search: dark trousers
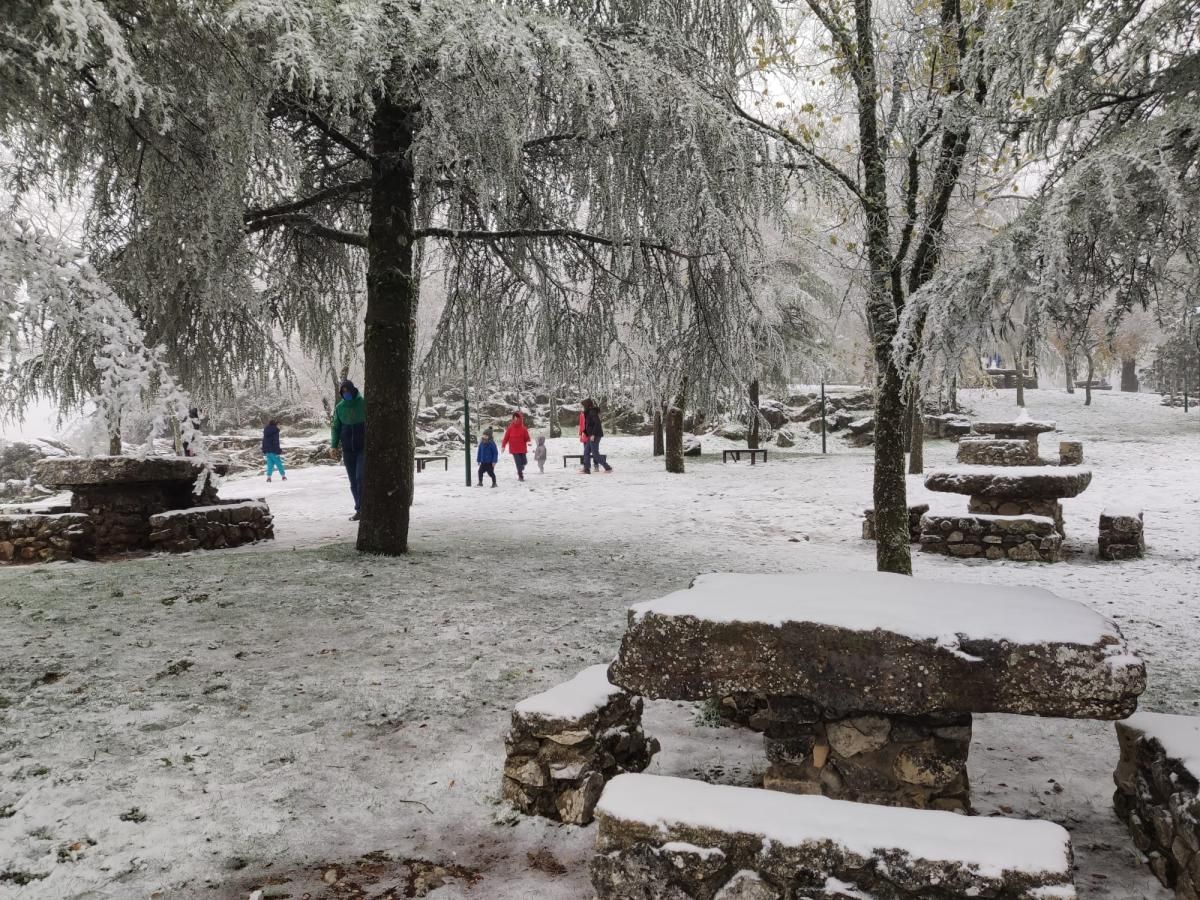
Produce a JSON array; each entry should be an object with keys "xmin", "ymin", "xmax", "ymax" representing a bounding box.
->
[
  {"xmin": 583, "ymin": 437, "xmax": 611, "ymax": 472},
  {"xmin": 343, "ymin": 448, "xmax": 364, "ymax": 510},
  {"xmin": 478, "ymin": 463, "xmax": 496, "ymax": 485},
  {"xmin": 513, "ymin": 452, "xmax": 527, "ymax": 477}
]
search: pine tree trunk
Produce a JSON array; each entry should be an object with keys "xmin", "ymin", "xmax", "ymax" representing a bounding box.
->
[
  {"xmin": 853, "ymin": 0, "xmax": 910, "ymax": 575},
  {"xmin": 1084, "ymin": 355, "xmax": 1095, "ymax": 406},
  {"xmin": 907, "ymin": 385, "xmax": 924, "ymax": 474},
  {"xmin": 1120, "ymin": 358, "xmax": 1138, "ymax": 392},
  {"xmin": 109, "ymin": 431, "xmax": 122, "ymax": 456},
  {"xmin": 357, "ymin": 97, "xmax": 418, "ymax": 556},
  {"xmin": 949, "ymin": 375, "xmax": 958, "ymax": 412},
  {"xmin": 665, "ymin": 380, "xmax": 687, "ymax": 474},
  {"xmin": 652, "ymin": 401, "xmax": 664, "ymax": 456},
  {"xmin": 747, "ymin": 379, "xmax": 760, "ymax": 449},
  {"xmin": 1065, "ymin": 354, "xmax": 1075, "ymax": 393},
  {"xmin": 1015, "ymin": 346, "xmax": 1026, "ymax": 407}
]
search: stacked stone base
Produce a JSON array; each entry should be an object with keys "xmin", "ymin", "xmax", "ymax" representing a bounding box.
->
[
  {"xmin": 968, "ymin": 494, "xmax": 1064, "ymax": 535},
  {"xmin": 1115, "ymin": 714, "xmax": 1200, "ymax": 897},
  {"xmin": 148, "ymin": 501, "xmax": 274, "ymax": 553},
  {"xmin": 503, "ymin": 683, "xmax": 659, "ymax": 825},
  {"xmin": 0, "ymin": 513, "xmax": 93, "ymax": 564},
  {"xmin": 957, "ymin": 437, "xmax": 1036, "ymax": 466},
  {"xmin": 760, "ymin": 697, "xmax": 971, "ymax": 812},
  {"xmin": 592, "ymin": 775, "xmax": 1077, "ymax": 900},
  {"xmin": 1100, "ymin": 509, "xmax": 1145, "ymax": 560},
  {"xmin": 919, "ymin": 513, "xmax": 1063, "ymax": 562},
  {"xmin": 1059, "ymin": 441, "xmax": 1084, "ymax": 465},
  {"xmin": 861, "ymin": 503, "xmax": 929, "ymax": 543}
]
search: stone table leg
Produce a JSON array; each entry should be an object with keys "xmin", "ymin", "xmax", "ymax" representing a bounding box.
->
[
  {"xmin": 760, "ymin": 697, "xmax": 972, "ymax": 812},
  {"xmin": 969, "ymin": 494, "xmax": 1065, "ymax": 536}
]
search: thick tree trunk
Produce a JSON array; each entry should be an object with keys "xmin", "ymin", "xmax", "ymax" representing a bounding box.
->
[
  {"xmin": 1084, "ymin": 355, "xmax": 1095, "ymax": 406},
  {"xmin": 747, "ymin": 379, "xmax": 760, "ymax": 449},
  {"xmin": 665, "ymin": 381, "xmax": 687, "ymax": 474},
  {"xmin": 652, "ymin": 401, "xmax": 664, "ymax": 456},
  {"xmin": 853, "ymin": 0, "xmax": 910, "ymax": 575},
  {"xmin": 948, "ymin": 375, "xmax": 958, "ymax": 412},
  {"xmin": 1065, "ymin": 354, "xmax": 1075, "ymax": 394},
  {"xmin": 907, "ymin": 384, "xmax": 924, "ymax": 474},
  {"xmin": 357, "ymin": 97, "xmax": 418, "ymax": 556},
  {"xmin": 1015, "ymin": 345, "xmax": 1026, "ymax": 408},
  {"xmin": 1121, "ymin": 358, "xmax": 1138, "ymax": 392}
]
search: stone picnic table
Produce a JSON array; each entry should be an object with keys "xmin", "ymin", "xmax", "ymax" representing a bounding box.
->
[
  {"xmin": 609, "ymin": 571, "xmax": 1144, "ymax": 811},
  {"xmin": 924, "ymin": 465, "xmax": 1092, "ymax": 535}
]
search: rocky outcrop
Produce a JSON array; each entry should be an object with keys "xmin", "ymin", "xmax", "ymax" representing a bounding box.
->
[
  {"xmin": 503, "ymin": 665, "xmax": 659, "ymax": 825},
  {"xmin": 919, "ymin": 513, "xmax": 1063, "ymax": 562},
  {"xmin": 1114, "ymin": 712, "xmax": 1200, "ymax": 898},
  {"xmin": 609, "ymin": 572, "xmax": 1145, "ymax": 719},
  {"xmin": 0, "ymin": 513, "xmax": 93, "ymax": 564},
  {"xmin": 147, "ymin": 501, "xmax": 274, "ymax": 553},
  {"xmin": 592, "ymin": 774, "xmax": 1078, "ymax": 900},
  {"xmin": 1100, "ymin": 508, "xmax": 1145, "ymax": 560}
]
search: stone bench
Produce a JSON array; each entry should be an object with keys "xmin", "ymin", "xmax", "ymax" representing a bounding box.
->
[
  {"xmin": 592, "ymin": 774, "xmax": 1078, "ymax": 899},
  {"xmin": 147, "ymin": 500, "xmax": 274, "ymax": 553},
  {"xmin": 503, "ymin": 665, "xmax": 659, "ymax": 825},
  {"xmin": 1100, "ymin": 507, "xmax": 1145, "ymax": 560},
  {"xmin": 919, "ymin": 513, "xmax": 1063, "ymax": 562},
  {"xmin": 957, "ymin": 436, "xmax": 1036, "ymax": 466},
  {"xmin": 0, "ymin": 513, "xmax": 93, "ymax": 564},
  {"xmin": 861, "ymin": 503, "xmax": 928, "ymax": 543},
  {"xmin": 1114, "ymin": 712, "xmax": 1200, "ymax": 896},
  {"xmin": 609, "ymin": 572, "xmax": 1144, "ymax": 810}
]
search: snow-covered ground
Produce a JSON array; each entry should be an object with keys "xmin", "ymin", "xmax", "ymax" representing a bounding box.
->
[{"xmin": 0, "ymin": 388, "xmax": 1197, "ymax": 899}]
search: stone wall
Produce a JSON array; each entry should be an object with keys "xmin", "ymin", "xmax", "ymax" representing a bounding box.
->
[
  {"xmin": 503, "ymin": 672, "xmax": 659, "ymax": 825},
  {"xmin": 592, "ymin": 775, "xmax": 1078, "ymax": 900},
  {"xmin": 968, "ymin": 494, "xmax": 1064, "ymax": 535},
  {"xmin": 957, "ymin": 437, "xmax": 1036, "ymax": 466},
  {"xmin": 147, "ymin": 501, "xmax": 274, "ymax": 553},
  {"xmin": 0, "ymin": 513, "xmax": 93, "ymax": 564},
  {"xmin": 862, "ymin": 503, "xmax": 928, "ymax": 543},
  {"xmin": 1114, "ymin": 713, "xmax": 1200, "ymax": 898},
  {"xmin": 1059, "ymin": 441, "xmax": 1084, "ymax": 465},
  {"xmin": 919, "ymin": 513, "xmax": 1063, "ymax": 562},
  {"xmin": 761, "ymin": 697, "xmax": 971, "ymax": 812},
  {"xmin": 1100, "ymin": 509, "xmax": 1145, "ymax": 560}
]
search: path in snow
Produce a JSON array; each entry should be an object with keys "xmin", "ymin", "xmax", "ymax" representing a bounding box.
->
[{"xmin": 0, "ymin": 388, "xmax": 1196, "ymax": 899}]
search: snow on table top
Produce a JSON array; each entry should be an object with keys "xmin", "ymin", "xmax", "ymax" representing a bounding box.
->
[
  {"xmin": 515, "ymin": 664, "xmax": 622, "ymax": 720},
  {"xmin": 629, "ymin": 572, "xmax": 1118, "ymax": 647},
  {"xmin": 1123, "ymin": 711, "xmax": 1200, "ymax": 777},
  {"xmin": 1102, "ymin": 503, "xmax": 1144, "ymax": 518},
  {"xmin": 597, "ymin": 774, "xmax": 1072, "ymax": 878},
  {"xmin": 153, "ymin": 500, "xmax": 268, "ymax": 519}
]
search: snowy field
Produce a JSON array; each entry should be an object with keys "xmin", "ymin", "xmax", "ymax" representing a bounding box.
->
[{"xmin": 1, "ymin": 388, "xmax": 1197, "ymax": 899}]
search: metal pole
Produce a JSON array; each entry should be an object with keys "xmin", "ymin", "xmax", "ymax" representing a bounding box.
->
[
  {"xmin": 462, "ymin": 314, "xmax": 472, "ymax": 486},
  {"xmin": 820, "ymin": 380, "xmax": 827, "ymax": 454}
]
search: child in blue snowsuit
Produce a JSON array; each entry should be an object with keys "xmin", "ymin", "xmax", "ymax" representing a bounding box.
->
[
  {"xmin": 477, "ymin": 429, "xmax": 498, "ymax": 487},
  {"xmin": 262, "ymin": 420, "xmax": 286, "ymax": 482}
]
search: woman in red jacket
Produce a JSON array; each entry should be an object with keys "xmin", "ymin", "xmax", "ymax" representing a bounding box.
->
[{"xmin": 501, "ymin": 411, "xmax": 532, "ymax": 481}]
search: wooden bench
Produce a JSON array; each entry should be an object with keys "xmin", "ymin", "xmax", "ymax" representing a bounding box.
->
[
  {"xmin": 563, "ymin": 454, "xmax": 584, "ymax": 468},
  {"xmin": 592, "ymin": 774, "xmax": 1077, "ymax": 899},
  {"xmin": 415, "ymin": 455, "xmax": 448, "ymax": 472},
  {"xmin": 722, "ymin": 448, "xmax": 767, "ymax": 464}
]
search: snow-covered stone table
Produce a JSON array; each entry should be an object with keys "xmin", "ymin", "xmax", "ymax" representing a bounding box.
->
[
  {"xmin": 591, "ymin": 774, "xmax": 1078, "ymax": 899},
  {"xmin": 609, "ymin": 572, "xmax": 1145, "ymax": 811},
  {"xmin": 503, "ymin": 665, "xmax": 659, "ymax": 825},
  {"xmin": 1114, "ymin": 712, "xmax": 1200, "ymax": 897},
  {"xmin": 970, "ymin": 416, "xmax": 1057, "ymax": 462}
]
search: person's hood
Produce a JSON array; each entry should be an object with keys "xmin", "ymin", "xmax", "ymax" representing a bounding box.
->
[
  {"xmin": 536, "ymin": 436, "xmax": 546, "ymax": 446},
  {"xmin": 339, "ymin": 380, "xmax": 360, "ymax": 398},
  {"xmin": 511, "ymin": 412, "xmax": 525, "ymax": 426}
]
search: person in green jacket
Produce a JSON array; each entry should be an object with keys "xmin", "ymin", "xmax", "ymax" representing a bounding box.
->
[{"xmin": 330, "ymin": 380, "xmax": 366, "ymax": 520}]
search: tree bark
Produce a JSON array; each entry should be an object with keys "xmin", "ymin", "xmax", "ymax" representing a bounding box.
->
[
  {"xmin": 853, "ymin": 0, "xmax": 910, "ymax": 575},
  {"xmin": 907, "ymin": 384, "xmax": 924, "ymax": 474},
  {"xmin": 357, "ymin": 96, "xmax": 418, "ymax": 556},
  {"xmin": 1015, "ymin": 344, "xmax": 1026, "ymax": 408},
  {"xmin": 652, "ymin": 401, "xmax": 664, "ymax": 456},
  {"xmin": 665, "ymin": 380, "xmax": 687, "ymax": 474},
  {"xmin": 109, "ymin": 430, "xmax": 122, "ymax": 456},
  {"xmin": 1084, "ymin": 354, "xmax": 1095, "ymax": 406},
  {"xmin": 548, "ymin": 395, "xmax": 561, "ymax": 438},
  {"xmin": 747, "ymin": 379, "xmax": 760, "ymax": 449},
  {"xmin": 1120, "ymin": 358, "xmax": 1138, "ymax": 392},
  {"xmin": 1065, "ymin": 353, "xmax": 1075, "ymax": 393}
]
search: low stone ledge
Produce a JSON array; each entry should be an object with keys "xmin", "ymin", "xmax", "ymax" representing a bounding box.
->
[
  {"xmin": 591, "ymin": 774, "xmax": 1078, "ymax": 899},
  {"xmin": 0, "ymin": 513, "xmax": 93, "ymax": 564},
  {"xmin": 503, "ymin": 665, "xmax": 659, "ymax": 825},
  {"xmin": 1100, "ymin": 508, "xmax": 1145, "ymax": 561},
  {"xmin": 919, "ymin": 513, "xmax": 1063, "ymax": 562},
  {"xmin": 1114, "ymin": 712, "xmax": 1200, "ymax": 897},
  {"xmin": 147, "ymin": 500, "xmax": 274, "ymax": 553},
  {"xmin": 861, "ymin": 503, "xmax": 928, "ymax": 543},
  {"xmin": 957, "ymin": 437, "xmax": 1036, "ymax": 466}
]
